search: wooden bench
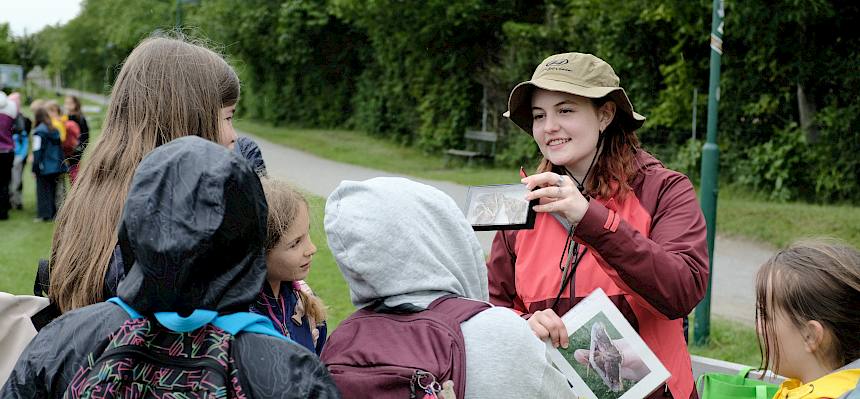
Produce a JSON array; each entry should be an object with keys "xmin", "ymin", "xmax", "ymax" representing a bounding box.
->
[{"xmin": 445, "ymin": 130, "xmax": 498, "ymax": 166}]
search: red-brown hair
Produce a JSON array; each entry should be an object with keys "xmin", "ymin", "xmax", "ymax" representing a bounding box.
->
[{"xmin": 536, "ymin": 97, "xmax": 641, "ymax": 200}]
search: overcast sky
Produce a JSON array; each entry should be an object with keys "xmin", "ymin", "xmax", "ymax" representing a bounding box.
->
[{"xmin": 2, "ymin": 0, "xmax": 82, "ymax": 36}]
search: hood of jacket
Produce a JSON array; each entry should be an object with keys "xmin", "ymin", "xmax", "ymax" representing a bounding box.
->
[
  {"xmin": 324, "ymin": 177, "xmax": 488, "ymax": 310},
  {"xmin": 117, "ymin": 136, "xmax": 268, "ymax": 314},
  {"xmin": 235, "ymin": 136, "xmax": 267, "ymax": 177}
]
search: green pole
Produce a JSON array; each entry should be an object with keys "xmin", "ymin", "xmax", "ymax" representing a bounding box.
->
[
  {"xmin": 176, "ymin": 0, "xmax": 182, "ymax": 29},
  {"xmin": 694, "ymin": 0, "xmax": 724, "ymax": 346}
]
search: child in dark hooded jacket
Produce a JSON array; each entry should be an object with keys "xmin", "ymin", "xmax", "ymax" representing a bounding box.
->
[{"xmin": 2, "ymin": 136, "xmax": 340, "ymax": 398}]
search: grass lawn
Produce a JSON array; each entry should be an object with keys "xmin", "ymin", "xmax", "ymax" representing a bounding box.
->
[
  {"xmin": 688, "ymin": 316, "xmax": 762, "ymax": 367},
  {"xmin": 718, "ymin": 187, "xmax": 860, "ymax": 248},
  {"xmin": 0, "ymin": 169, "xmax": 55, "ymax": 294},
  {"xmin": 303, "ymin": 195, "xmax": 353, "ymax": 327}
]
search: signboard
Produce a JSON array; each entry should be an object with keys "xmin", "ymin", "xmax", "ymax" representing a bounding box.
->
[{"xmin": 0, "ymin": 64, "xmax": 24, "ymax": 88}]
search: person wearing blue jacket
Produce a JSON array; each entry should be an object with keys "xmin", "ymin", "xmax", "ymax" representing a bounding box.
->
[
  {"xmin": 31, "ymin": 106, "xmax": 65, "ymax": 221},
  {"xmin": 251, "ymin": 178, "xmax": 328, "ymax": 355}
]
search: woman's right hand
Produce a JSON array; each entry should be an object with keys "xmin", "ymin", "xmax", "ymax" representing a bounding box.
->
[
  {"xmin": 528, "ymin": 309, "xmax": 569, "ymax": 349},
  {"xmin": 522, "ymin": 172, "xmax": 590, "ymax": 226}
]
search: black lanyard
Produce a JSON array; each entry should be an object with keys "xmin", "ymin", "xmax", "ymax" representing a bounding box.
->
[{"xmin": 550, "ymin": 226, "xmax": 588, "ymax": 311}]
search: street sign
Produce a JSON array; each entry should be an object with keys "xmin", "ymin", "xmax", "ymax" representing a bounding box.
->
[{"xmin": 0, "ymin": 64, "xmax": 24, "ymax": 88}]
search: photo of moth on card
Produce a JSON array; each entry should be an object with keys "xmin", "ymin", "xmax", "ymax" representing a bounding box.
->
[
  {"xmin": 464, "ymin": 184, "xmax": 537, "ymax": 231},
  {"xmin": 547, "ymin": 288, "xmax": 670, "ymax": 399}
]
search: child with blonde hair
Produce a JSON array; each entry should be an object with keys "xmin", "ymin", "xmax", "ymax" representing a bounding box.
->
[
  {"xmin": 756, "ymin": 239, "xmax": 860, "ymax": 399},
  {"xmin": 252, "ymin": 177, "xmax": 328, "ymax": 355}
]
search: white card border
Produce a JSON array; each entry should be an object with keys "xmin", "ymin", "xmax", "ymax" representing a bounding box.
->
[{"xmin": 546, "ymin": 288, "xmax": 672, "ymax": 399}]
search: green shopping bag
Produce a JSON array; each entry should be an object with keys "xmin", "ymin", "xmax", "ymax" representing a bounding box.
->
[{"xmin": 697, "ymin": 367, "xmax": 780, "ymax": 399}]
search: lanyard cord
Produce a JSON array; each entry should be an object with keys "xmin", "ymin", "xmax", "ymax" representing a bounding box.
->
[
  {"xmin": 260, "ymin": 291, "xmax": 290, "ymax": 337},
  {"xmin": 550, "ymin": 226, "xmax": 588, "ymax": 311},
  {"xmin": 550, "ymin": 131, "xmax": 602, "ymax": 310},
  {"xmin": 565, "ymin": 133, "xmax": 604, "ymax": 193}
]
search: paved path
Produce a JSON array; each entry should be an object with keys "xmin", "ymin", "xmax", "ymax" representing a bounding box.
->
[{"xmin": 60, "ymin": 86, "xmax": 772, "ymax": 326}]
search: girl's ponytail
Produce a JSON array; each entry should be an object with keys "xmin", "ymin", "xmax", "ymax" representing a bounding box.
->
[{"xmin": 295, "ymin": 283, "xmax": 328, "ymax": 326}]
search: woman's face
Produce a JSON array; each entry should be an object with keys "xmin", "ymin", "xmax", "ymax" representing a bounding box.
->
[
  {"xmin": 530, "ymin": 89, "xmax": 614, "ymax": 173},
  {"xmin": 758, "ymin": 308, "xmax": 809, "ymax": 378},
  {"xmin": 218, "ymin": 104, "xmax": 237, "ymax": 150}
]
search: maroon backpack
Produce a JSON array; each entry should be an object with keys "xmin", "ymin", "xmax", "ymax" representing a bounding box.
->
[{"xmin": 321, "ymin": 295, "xmax": 491, "ymax": 399}]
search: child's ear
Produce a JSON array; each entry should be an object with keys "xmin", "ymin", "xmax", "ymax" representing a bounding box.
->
[{"xmin": 802, "ymin": 320, "xmax": 826, "ymax": 353}]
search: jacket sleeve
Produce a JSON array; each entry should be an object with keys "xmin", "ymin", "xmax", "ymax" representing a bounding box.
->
[
  {"xmin": 1, "ymin": 303, "xmax": 125, "ymax": 399},
  {"xmin": 314, "ymin": 322, "xmax": 327, "ymax": 356},
  {"xmin": 461, "ymin": 308, "xmax": 577, "ymax": 399},
  {"xmin": 486, "ymin": 230, "xmax": 529, "ymax": 316},
  {"xmin": 574, "ymin": 173, "xmax": 709, "ymax": 319},
  {"xmin": 1, "ymin": 362, "xmax": 46, "ymax": 399},
  {"xmin": 234, "ymin": 335, "xmax": 341, "ymax": 398}
]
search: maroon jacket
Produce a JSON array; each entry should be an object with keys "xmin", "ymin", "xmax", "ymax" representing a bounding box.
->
[{"xmin": 487, "ymin": 151, "xmax": 708, "ymax": 399}]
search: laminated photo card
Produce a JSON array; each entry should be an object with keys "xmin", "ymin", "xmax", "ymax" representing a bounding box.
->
[
  {"xmin": 464, "ymin": 184, "xmax": 537, "ymax": 231},
  {"xmin": 547, "ymin": 288, "xmax": 670, "ymax": 399}
]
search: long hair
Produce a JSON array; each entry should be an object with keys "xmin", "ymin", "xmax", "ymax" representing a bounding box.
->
[
  {"xmin": 537, "ymin": 97, "xmax": 640, "ymax": 200},
  {"xmin": 44, "ymin": 100, "xmax": 61, "ymax": 118},
  {"xmin": 755, "ymin": 239, "xmax": 860, "ymax": 374},
  {"xmin": 48, "ymin": 35, "xmax": 240, "ymax": 312},
  {"xmin": 33, "ymin": 106, "xmax": 52, "ymax": 127},
  {"xmin": 260, "ymin": 178, "xmax": 327, "ymax": 325}
]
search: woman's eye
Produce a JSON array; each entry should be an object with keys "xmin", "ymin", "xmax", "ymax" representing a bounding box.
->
[
  {"xmin": 532, "ymin": 114, "xmax": 545, "ymax": 121},
  {"xmin": 560, "ymin": 108, "xmax": 574, "ymax": 114}
]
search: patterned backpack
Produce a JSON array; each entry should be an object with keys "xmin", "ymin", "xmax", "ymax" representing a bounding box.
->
[
  {"xmin": 320, "ymin": 295, "xmax": 491, "ymax": 399},
  {"xmin": 63, "ymin": 297, "xmax": 287, "ymax": 399}
]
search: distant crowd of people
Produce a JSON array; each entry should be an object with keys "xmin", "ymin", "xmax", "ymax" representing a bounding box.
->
[
  {"xmin": 0, "ymin": 91, "xmax": 89, "ymax": 222},
  {"xmin": 0, "ymin": 34, "xmax": 858, "ymax": 399}
]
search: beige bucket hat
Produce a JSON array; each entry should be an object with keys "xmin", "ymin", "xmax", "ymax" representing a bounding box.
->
[{"xmin": 504, "ymin": 52, "xmax": 645, "ymax": 134}]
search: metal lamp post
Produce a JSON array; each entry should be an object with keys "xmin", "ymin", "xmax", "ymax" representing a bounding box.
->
[{"xmin": 694, "ymin": 0, "xmax": 724, "ymax": 345}]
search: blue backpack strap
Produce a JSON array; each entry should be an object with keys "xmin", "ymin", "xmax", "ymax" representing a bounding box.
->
[
  {"xmin": 107, "ymin": 297, "xmax": 288, "ymax": 341},
  {"xmin": 154, "ymin": 311, "xmax": 218, "ymax": 333},
  {"xmin": 213, "ymin": 312, "xmax": 289, "ymax": 341},
  {"xmin": 107, "ymin": 297, "xmax": 143, "ymax": 319}
]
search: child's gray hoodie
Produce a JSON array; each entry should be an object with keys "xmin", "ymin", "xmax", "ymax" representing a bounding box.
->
[{"xmin": 324, "ymin": 177, "xmax": 575, "ymax": 399}]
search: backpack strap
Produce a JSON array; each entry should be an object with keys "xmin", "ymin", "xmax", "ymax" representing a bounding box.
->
[
  {"xmin": 108, "ymin": 297, "xmax": 143, "ymax": 318},
  {"xmin": 33, "ymin": 258, "xmax": 51, "ymax": 297},
  {"xmin": 212, "ymin": 313, "xmax": 289, "ymax": 340},
  {"xmin": 427, "ymin": 294, "xmax": 492, "ymax": 324},
  {"xmin": 426, "ymin": 294, "xmax": 492, "ymax": 399},
  {"xmin": 107, "ymin": 297, "xmax": 288, "ymax": 341}
]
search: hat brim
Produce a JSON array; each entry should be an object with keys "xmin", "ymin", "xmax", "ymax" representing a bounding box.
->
[{"xmin": 505, "ymin": 77, "xmax": 645, "ymax": 134}]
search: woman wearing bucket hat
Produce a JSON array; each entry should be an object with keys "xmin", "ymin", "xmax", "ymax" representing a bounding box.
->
[{"xmin": 488, "ymin": 52, "xmax": 709, "ymax": 399}]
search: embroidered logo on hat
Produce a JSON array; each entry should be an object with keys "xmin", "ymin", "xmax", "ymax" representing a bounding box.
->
[{"xmin": 505, "ymin": 52, "xmax": 646, "ymax": 134}]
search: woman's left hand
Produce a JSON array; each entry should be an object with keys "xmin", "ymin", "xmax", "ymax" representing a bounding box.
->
[{"xmin": 522, "ymin": 172, "xmax": 589, "ymax": 225}]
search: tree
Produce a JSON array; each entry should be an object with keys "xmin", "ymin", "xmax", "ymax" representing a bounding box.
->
[{"xmin": 0, "ymin": 23, "xmax": 17, "ymax": 64}]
